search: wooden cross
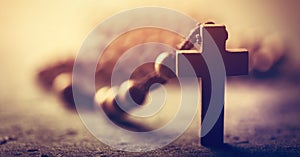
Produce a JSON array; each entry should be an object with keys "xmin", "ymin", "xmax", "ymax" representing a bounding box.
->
[{"xmin": 176, "ymin": 24, "xmax": 248, "ymax": 146}]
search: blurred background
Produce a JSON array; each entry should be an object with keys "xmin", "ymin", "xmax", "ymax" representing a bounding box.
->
[{"xmin": 0, "ymin": 0, "xmax": 299, "ymax": 156}]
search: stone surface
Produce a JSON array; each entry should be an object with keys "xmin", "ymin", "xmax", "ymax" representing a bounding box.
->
[{"xmin": 0, "ymin": 78, "xmax": 299, "ymax": 156}]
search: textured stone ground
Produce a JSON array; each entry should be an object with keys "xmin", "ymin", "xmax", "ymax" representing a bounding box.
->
[{"xmin": 0, "ymin": 78, "xmax": 299, "ymax": 156}]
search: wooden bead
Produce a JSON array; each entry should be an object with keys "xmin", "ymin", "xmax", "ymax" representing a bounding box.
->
[
  {"xmin": 155, "ymin": 52, "xmax": 176, "ymax": 79},
  {"xmin": 94, "ymin": 80, "xmax": 147, "ymax": 118}
]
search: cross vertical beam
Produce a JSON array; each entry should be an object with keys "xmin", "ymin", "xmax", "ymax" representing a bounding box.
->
[{"xmin": 176, "ymin": 24, "xmax": 248, "ymax": 146}]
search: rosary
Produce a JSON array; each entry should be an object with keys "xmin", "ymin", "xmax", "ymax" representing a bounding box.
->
[{"xmin": 38, "ymin": 22, "xmax": 248, "ymax": 146}]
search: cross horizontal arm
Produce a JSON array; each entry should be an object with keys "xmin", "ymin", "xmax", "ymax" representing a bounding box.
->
[{"xmin": 223, "ymin": 49, "xmax": 248, "ymax": 76}]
